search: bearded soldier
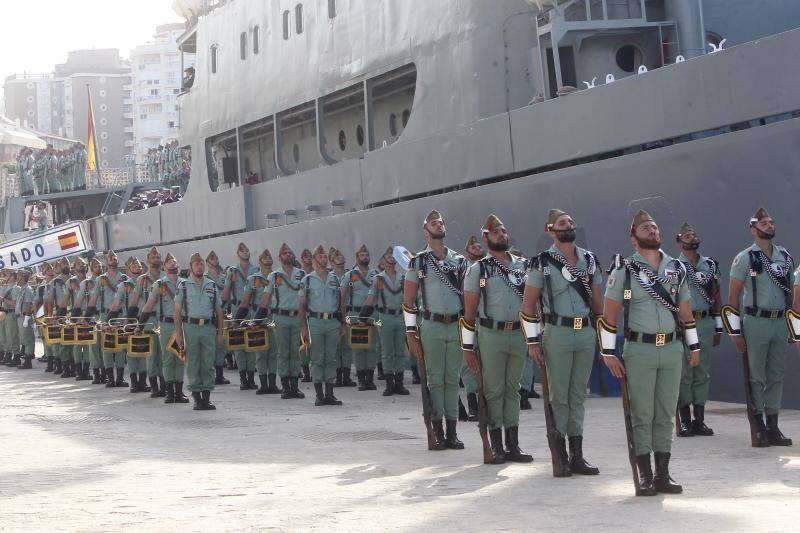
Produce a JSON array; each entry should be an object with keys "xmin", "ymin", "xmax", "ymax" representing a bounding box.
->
[
  {"xmin": 87, "ymin": 250, "xmax": 129, "ymax": 388},
  {"xmin": 300, "ymin": 245, "xmax": 345, "ymax": 406},
  {"xmin": 67, "ymin": 257, "xmax": 91, "ymax": 380},
  {"xmin": 462, "ymin": 215, "xmax": 533, "ymax": 464},
  {"xmin": 725, "ymin": 208, "xmax": 793, "ymax": 447},
  {"xmin": 256, "ymin": 243, "xmax": 306, "ymax": 399},
  {"xmin": 0, "ymin": 272, "xmax": 18, "ymax": 367},
  {"xmin": 342, "ymin": 245, "xmax": 380, "ymax": 391},
  {"xmin": 204, "ymin": 251, "xmax": 231, "ymax": 384},
  {"xmin": 14, "ymin": 269, "xmax": 36, "ymax": 370},
  {"xmin": 599, "ymin": 210, "xmax": 698, "ymax": 496},
  {"xmin": 404, "ymin": 210, "xmax": 468, "ymax": 451},
  {"xmin": 75, "ymin": 258, "xmax": 104, "ymax": 383},
  {"xmin": 108, "ymin": 258, "xmax": 147, "ymax": 393},
  {"xmin": 458, "ymin": 235, "xmax": 485, "ymax": 421},
  {"xmin": 221, "ymin": 243, "xmax": 259, "ymax": 382},
  {"xmin": 47, "ymin": 258, "xmax": 74, "ymax": 376},
  {"xmin": 330, "ymin": 248, "xmax": 357, "ymax": 387},
  {"xmin": 0, "ymin": 272, "xmax": 10, "ymax": 364},
  {"xmin": 675, "ymin": 223, "xmax": 722, "ymax": 437},
  {"xmin": 35, "ymin": 263, "xmax": 56, "ymax": 371}
]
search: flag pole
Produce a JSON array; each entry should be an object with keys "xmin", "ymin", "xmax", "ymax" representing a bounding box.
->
[{"xmin": 86, "ymin": 84, "xmax": 101, "ymax": 188}]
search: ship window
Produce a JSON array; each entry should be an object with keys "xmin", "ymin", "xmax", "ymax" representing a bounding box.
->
[
  {"xmin": 240, "ymin": 32, "xmax": 247, "ymax": 60},
  {"xmin": 338, "ymin": 130, "xmax": 346, "ymax": 151},
  {"xmin": 292, "ymin": 144, "xmax": 300, "ymax": 163},
  {"xmin": 615, "ymin": 45, "xmax": 642, "ymax": 73},
  {"xmin": 356, "ymin": 125, "xmax": 364, "ymax": 147},
  {"xmin": 283, "ymin": 11, "xmax": 290, "ymax": 40},
  {"xmin": 328, "ymin": 0, "xmax": 336, "ymax": 19},
  {"xmin": 253, "ymin": 26, "xmax": 260, "ymax": 54},
  {"xmin": 402, "ymin": 109, "xmax": 410, "ymax": 127},
  {"xmin": 389, "ymin": 114, "xmax": 398, "ymax": 136},
  {"xmin": 295, "ymin": 4, "xmax": 304, "ymax": 34},
  {"xmin": 211, "ymin": 44, "xmax": 218, "ymax": 73}
]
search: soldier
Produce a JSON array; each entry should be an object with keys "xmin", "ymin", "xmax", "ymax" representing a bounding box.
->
[
  {"xmin": 138, "ymin": 253, "xmax": 189, "ymax": 404},
  {"xmin": 0, "ymin": 272, "xmax": 13, "ymax": 364},
  {"xmin": 67, "ymin": 257, "xmax": 91, "ymax": 380},
  {"xmin": 403, "ymin": 210, "xmax": 468, "ymax": 451},
  {"xmin": 221, "ymin": 243, "xmax": 258, "ymax": 383},
  {"xmin": 342, "ymin": 245, "xmax": 380, "ymax": 391},
  {"xmin": 675, "ymin": 223, "xmax": 722, "ymax": 437},
  {"xmin": 44, "ymin": 145, "xmax": 60, "ymax": 193},
  {"xmin": 49, "ymin": 258, "xmax": 75, "ymax": 377},
  {"xmin": 75, "ymin": 258, "xmax": 104, "ymax": 383},
  {"xmin": 257, "ymin": 243, "xmax": 305, "ymax": 399},
  {"xmin": 173, "ymin": 253, "xmax": 224, "ymax": 410},
  {"xmin": 360, "ymin": 246, "xmax": 409, "ymax": 397},
  {"xmin": 459, "ymin": 235, "xmax": 485, "ymax": 421},
  {"xmin": 2, "ymin": 271, "xmax": 20, "ymax": 367},
  {"xmin": 204, "ymin": 251, "xmax": 230, "ymax": 384},
  {"xmin": 330, "ymin": 247, "xmax": 356, "ymax": 387},
  {"xmin": 725, "ymin": 207, "xmax": 793, "ymax": 447},
  {"xmin": 35, "ymin": 263, "xmax": 57, "ymax": 371},
  {"xmin": 522, "ymin": 209, "xmax": 603, "ymax": 476},
  {"xmin": 600, "ymin": 210, "xmax": 698, "ymax": 496},
  {"xmin": 129, "ymin": 247, "xmax": 167, "ymax": 397},
  {"xmin": 29, "ymin": 201, "xmax": 51, "ymax": 231},
  {"xmin": 300, "ymin": 248, "xmax": 314, "ymax": 275},
  {"xmin": 107, "ymin": 258, "xmax": 148, "ymax": 393},
  {"xmin": 300, "ymin": 245, "xmax": 345, "ymax": 406},
  {"xmin": 14, "ymin": 269, "xmax": 36, "ymax": 369},
  {"xmin": 86, "ymin": 250, "xmax": 129, "ymax": 388}
]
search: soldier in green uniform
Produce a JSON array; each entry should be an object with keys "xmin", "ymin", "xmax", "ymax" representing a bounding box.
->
[
  {"xmin": 35, "ymin": 263, "xmax": 57, "ymax": 369},
  {"xmin": 725, "ymin": 207, "xmax": 793, "ymax": 447},
  {"xmin": 50, "ymin": 258, "xmax": 75, "ymax": 377},
  {"xmin": 298, "ymin": 247, "xmax": 315, "ymax": 381},
  {"xmin": 239, "ymin": 248, "xmax": 281, "ymax": 395},
  {"xmin": 360, "ymin": 246, "xmax": 409, "ymax": 396},
  {"xmin": 107, "ymin": 258, "xmax": 148, "ymax": 393},
  {"xmin": 300, "ymin": 245, "xmax": 345, "ymax": 406},
  {"xmin": 14, "ymin": 269, "xmax": 36, "ymax": 369},
  {"xmin": 461, "ymin": 215, "xmax": 533, "ymax": 464},
  {"xmin": 129, "ymin": 247, "xmax": 167, "ymax": 397},
  {"xmin": 404, "ymin": 210, "xmax": 468, "ymax": 451},
  {"xmin": 330, "ymin": 248, "xmax": 356, "ymax": 387},
  {"xmin": 138, "ymin": 253, "xmax": 189, "ymax": 404},
  {"xmin": 459, "ymin": 235, "xmax": 484, "ymax": 420},
  {"xmin": 204, "ymin": 251, "xmax": 231, "ymax": 384},
  {"xmin": 342, "ymin": 245, "xmax": 380, "ymax": 391},
  {"xmin": 600, "ymin": 210, "xmax": 698, "ymax": 496},
  {"xmin": 2, "ymin": 271, "xmax": 21, "ymax": 367},
  {"xmin": 674, "ymin": 223, "xmax": 722, "ymax": 437},
  {"xmin": 174, "ymin": 253, "xmax": 225, "ymax": 410},
  {"xmin": 258, "ymin": 243, "xmax": 306, "ymax": 399},
  {"xmin": 0, "ymin": 272, "xmax": 14, "ymax": 364},
  {"xmin": 221, "ymin": 243, "xmax": 259, "ymax": 389},
  {"xmin": 522, "ymin": 209, "xmax": 603, "ymax": 476},
  {"xmin": 44, "ymin": 146, "xmax": 61, "ymax": 193},
  {"xmin": 75, "ymin": 258, "xmax": 104, "ymax": 383},
  {"xmin": 67, "ymin": 257, "xmax": 92, "ymax": 380},
  {"xmin": 87, "ymin": 250, "xmax": 129, "ymax": 388}
]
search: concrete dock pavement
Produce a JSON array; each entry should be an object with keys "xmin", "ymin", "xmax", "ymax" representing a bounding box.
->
[{"xmin": 0, "ymin": 358, "xmax": 798, "ymax": 532}]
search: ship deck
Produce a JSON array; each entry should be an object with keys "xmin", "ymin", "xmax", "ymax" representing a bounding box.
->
[{"xmin": 0, "ymin": 345, "xmax": 797, "ymax": 532}]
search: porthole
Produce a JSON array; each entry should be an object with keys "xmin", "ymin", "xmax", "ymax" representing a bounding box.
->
[
  {"xmin": 99, "ymin": 76, "xmax": 107, "ymax": 84},
  {"xmin": 338, "ymin": 130, "xmax": 346, "ymax": 151},
  {"xmin": 292, "ymin": 144, "xmax": 300, "ymax": 163},
  {"xmin": 389, "ymin": 114, "xmax": 398, "ymax": 136},
  {"xmin": 101, "ymin": 146, "xmax": 109, "ymax": 154},
  {"xmin": 101, "ymin": 131, "xmax": 108, "ymax": 140},
  {"xmin": 100, "ymin": 104, "xmax": 108, "ymax": 112},
  {"xmin": 100, "ymin": 90, "xmax": 107, "ymax": 98},
  {"xmin": 356, "ymin": 125, "xmax": 364, "ymax": 147},
  {"xmin": 27, "ymin": 110, "xmax": 35, "ymax": 117},
  {"xmin": 26, "ymin": 82, "xmax": 34, "ymax": 90},
  {"xmin": 26, "ymin": 95, "xmax": 34, "ymax": 104},
  {"xmin": 615, "ymin": 44, "xmax": 642, "ymax": 73},
  {"xmin": 101, "ymin": 160, "xmax": 109, "ymax": 168}
]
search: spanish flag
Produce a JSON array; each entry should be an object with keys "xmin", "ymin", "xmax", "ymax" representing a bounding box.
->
[
  {"xmin": 58, "ymin": 231, "xmax": 79, "ymax": 251},
  {"xmin": 86, "ymin": 85, "xmax": 99, "ymax": 172}
]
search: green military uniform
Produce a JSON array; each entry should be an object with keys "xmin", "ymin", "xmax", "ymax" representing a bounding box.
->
[
  {"xmin": 90, "ymin": 265, "xmax": 129, "ymax": 386},
  {"xmin": 45, "ymin": 151, "xmax": 60, "ymax": 193},
  {"xmin": 134, "ymin": 267, "xmax": 166, "ymax": 394},
  {"xmin": 68, "ymin": 265, "xmax": 93, "ymax": 380},
  {"xmin": 35, "ymin": 271, "xmax": 57, "ymax": 371},
  {"xmin": 3, "ymin": 282, "xmax": 21, "ymax": 366},
  {"xmin": 15, "ymin": 276, "xmax": 36, "ymax": 367},
  {"xmin": 369, "ymin": 263, "xmax": 408, "ymax": 393},
  {"xmin": 244, "ymin": 268, "xmax": 280, "ymax": 394},
  {"xmin": 204, "ymin": 256, "xmax": 230, "ymax": 384},
  {"xmin": 78, "ymin": 270, "xmax": 104, "ymax": 382},
  {"xmin": 224, "ymin": 257, "xmax": 258, "ymax": 382},
  {"xmin": 75, "ymin": 146, "xmax": 87, "ymax": 190},
  {"xmin": 342, "ymin": 259, "xmax": 379, "ymax": 390},
  {"xmin": 112, "ymin": 273, "xmax": 146, "ymax": 391},
  {"xmin": 330, "ymin": 250, "xmax": 354, "ymax": 387},
  {"xmin": 50, "ymin": 270, "xmax": 75, "ymax": 374},
  {"xmin": 0, "ymin": 277, "xmax": 13, "ymax": 363}
]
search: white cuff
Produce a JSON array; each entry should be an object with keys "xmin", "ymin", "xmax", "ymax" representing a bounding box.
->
[
  {"xmin": 402, "ymin": 304, "xmax": 418, "ymax": 332},
  {"xmin": 722, "ymin": 305, "xmax": 742, "ymax": 335},
  {"xmin": 519, "ymin": 312, "xmax": 541, "ymax": 345},
  {"xmin": 714, "ymin": 315, "xmax": 723, "ymax": 332},
  {"xmin": 684, "ymin": 322, "xmax": 700, "ymax": 351},
  {"xmin": 459, "ymin": 318, "xmax": 475, "ymax": 351},
  {"xmin": 787, "ymin": 310, "xmax": 800, "ymax": 341},
  {"xmin": 597, "ymin": 317, "xmax": 617, "ymax": 356}
]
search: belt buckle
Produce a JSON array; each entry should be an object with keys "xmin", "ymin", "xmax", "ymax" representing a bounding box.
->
[
  {"xmin": 623, "ymin": 289, "xmax": 632, "ymax": 300},
  {"xmin": 573, "ymin": 317, "xmax": 583, "ymax": 330},
  {"xmin": 443, "ymin": 315, "xmax": 452, "ymax": 324},
  {"xmin": 655, "ymin": 333, "xmax": 666, "ymax": 347},
  {"xmin": 770, "ymin": 310, "xmax": 779, "ymax": 319},
  {"xmin": 503, "ymin": 321, "xmax": 514, "ymax": 332}
]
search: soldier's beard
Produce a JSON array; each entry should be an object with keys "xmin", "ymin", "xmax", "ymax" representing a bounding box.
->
[
  {"xmin": 60, "ymin": 268, "xmax": 70, "ymax": 275},
  {"xmin": 487, "ymin": 239, "xmax": 510, "ymax": 252},
  {"xmin": 167, "ymin": 267, "xmax": 179, "ymax": 274},
  {"xmin": 683, "ymin": 241, "xmax": 700, "ymax": 250},
  {"xmin": 77, "ymin": 267, "xmax": 87, "ymax": 274},
  {"xmin": 358, "ymin": 258, "xmax": 370, "ymax": 267},
  {"xmin": 150, "ymin": 260, "xmax": 162, "ymax": 269},
  {"xmin": 428, "ymin": 229, "xmax": 446, "ymax": 240},
  {"xmin": 635, "ymin": 236, "xmax": 661, "ymax": 250},
  {"xmin": 756, "ymin": 228, "xmax": 775, "ymax": 240},
  {"xmin": 239, "ymin": 253, "xmax": 250, "ymax": 261},
  {"xmin": 555, "ymin": 229, "xmax": 576, "ymax": 243}
]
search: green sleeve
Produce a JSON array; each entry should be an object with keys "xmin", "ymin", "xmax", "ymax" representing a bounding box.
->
[
  {"xmin": 463, "ymin": 263, "xmax": 480, "ymax": 294},
  {"xmin": 604, "ymin": 268, "xmax": 623, "ymax": 302},
  {"xmin": 730, "ymin": 252, "xmax": 748, "ymax": 282},
  {"xmin": 525, "ymin": 265, "xmax": 544, "ymax": 289},
  {"xmin": 405, "ymin": 257, "xmax": 419, "ymax": 284}
]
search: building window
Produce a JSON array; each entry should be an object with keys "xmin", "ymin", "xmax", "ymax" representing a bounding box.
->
[
  {"xmin": 140, "ymin": 114, "xmax": 148, "ymax": 119},
  {"xmin": 253, "ymin": 26, "xmax": 260, "ymax": 54},
  {"xmin": 240, "ymin": 32, "xmax": 247, "ymax": 60},
  {"xmin": 356, "ymin": 125, "xmax": 364, "ymax": 147},
  {"xmin": 328, "ymin": 0, "xmax": 336, "ymax": 19},
  {"xmin": 211, "ymin": 44, "xmax": 218, "ymax": 73},
  {"xmin": 283, "ymin": 11, "xmax": 291, "ymax": 40},
  {"xmin": 150, "ymin": 89, "xmax": 159, "ymax": 96},
  {"xmin": 295, "ymin": 4, "xmax": 304, "ymax": 34},
  {"xmin": 338, "ymin": 130, "xmax": 346, "ymax": 151},
  {"xmin": 168, "ymin": 121, "xmax": 175, "ymax": 128}
]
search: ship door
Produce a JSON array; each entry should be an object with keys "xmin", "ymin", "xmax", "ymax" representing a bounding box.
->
[{"xmin": 545, "ymin": 46, "xmax": 577, "ymax": 97}]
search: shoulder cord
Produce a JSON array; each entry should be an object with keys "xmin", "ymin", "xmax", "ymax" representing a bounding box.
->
[
  {"xmin": 484, "ymin": 256, "xmax": 526, "ymax": 300},
  {"xmin": 681, "ymin": 260, "xmax": 714, "ymax": 305},
  {"xmin": 544, "ymin": 249, "xmax": 594, "ymax": 298},
  {"xmin": 425, "ymin": 252, "xmax": 464, "ymax": 297},
  {"xmin": 623, "ymin": 258, "xmax": 681, "ymax": 313}
]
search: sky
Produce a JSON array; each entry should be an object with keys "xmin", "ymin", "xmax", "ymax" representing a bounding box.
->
[{"xmin": 0, "ymin": 0, "xmax": 183, "ymax": 99}]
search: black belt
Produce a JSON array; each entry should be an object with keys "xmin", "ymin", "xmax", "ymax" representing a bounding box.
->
[
  {"xmin": 346, "ymin": 305, "xmax": 362, "ymax": 312},
  {"xmin": 626, "ymin": 331, "xmax": 677, "ymax": 346},
  {"xmin": 744, "ymin": 307, "xmax": 785, "ymax": 319},
  {"xmin": 422, "ymin": 311, "xmax": 460, "ymax": 324},
  {"xmin": 545, "ymin": 314, "xmax": 592, "ymax": 330},
  {"xmin": 479, "ymin": 318, "xmax": 520, "ymax": 331},
  {"xmin": 379, "ymin": 308, "xmax": 401, "ymax": 316},
  {"xmin": 275, "ymin": 309, "xmax": 298, "ymax": 317},
  {"xmin": 161, "ymin": 317, "xmax": 175, "ymax": 323},
  {"xmin": 692, "ymin": 310, "xmax": 710, "ymax": 320},
  {"xmin": 309, "ymin": 311, "xmax": 341, "ymax": 320},
  {"xmin": 184, "ymin": 317, "xmax": 213, "ymax": 325}
]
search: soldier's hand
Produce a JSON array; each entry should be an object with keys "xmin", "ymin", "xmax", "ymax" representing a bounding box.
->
[
  {"xmin": 301, "ymin": 327, "xmax": 310, "ymax": 345},
  {"xmin": 216, "ymin": 330, "xmax": 223, "ymax": 343},
  {"xmin": 405, "ymin": 332, "xmax": 422, "ymax": 359},
  {"xmin": 463, "ymin": 350, "xmax": 480, "ymax": 375},
  {"xmin": 713, "ymin": 332, "xmax": 721, "ymax": 347},
  {"xmin": 602, "ymin": 354, "xmax": 625, "ymax": 378},
  {"xmin": 731, "ymin": 335, "xmax": 746, "ymax": 353},
  {"xmin": 528, "ymin": 344, "xmax": 544, "ymax": 366},
  {"xmin": 689, "ymin": 350, "xmax": 700, "ymax": 367}
]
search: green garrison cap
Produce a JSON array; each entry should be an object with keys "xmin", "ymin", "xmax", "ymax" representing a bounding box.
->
[
  {"xmin": 356, "ymin": 244, "xmax": 368, "ymax": 256},
  {"xmin": 677, "ymin": 222, "xmax": 694, "ymax": 237},
  {"xmin": 465, "ymin": 235, "xmax": 479, "ymax": 249},
  {"xmin": 630, "ymin": 210, "xmax": 655, "ymax": 234},
  {"xmin": 546, "ymin": 208, "xmax": 569, "ymax": 228},
  {"xmin": 424, "ymin": 210, "xmax": 443, "ymax": 226},
  {"xmin": 189, "ymin": 252, "xmax": 203, "ymax": 264},
  {"xmin": 313, "ymin": 244, "xmax": 326, "ymax": 256},
  {"xmin": 481, "ymin": 214, "xmax": 504, "ymax": 234},
  {"xmin": 750, "ymin": 207, "xmax": 771, "ymax": 225}
]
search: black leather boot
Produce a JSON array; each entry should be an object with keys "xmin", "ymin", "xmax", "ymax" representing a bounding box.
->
[
  {"xmin": 458, "ymin": 397, "xmax": 469, "ymax": 421},
  {"xmin": 266, "ymin": 373, "xmax": 282, "ymax": 394},
  {"xmin": 357, "ymin": 369, "xmax": 368, "ymax": 391},
  {"xmin": 8, "ymin": 352, "xmax": 21, "ymax": 367},
  {"xmin": 519, "ymin": 388, "xmax": 532, "ymax": 410},
  {"xmin": 376, "ymin": 362, "xmax": 385, "ymax": 380},
  {"xmin": 411, "ymin": 365, "xmax": 421, "ymax": 384},
  {"xmin": 466, "ymin": 393, "xmax": 479, "ymax": 421},
  {"xmin": 201, "ymin": 390, "xmax": 216, "ymax": 410},
  {"xmin": 246, "ymin": 370, "xmax": 257, "ymax": 390},
  {"xmin": 528, "ymin": 386, "xmax": 541, "ymax": 399},
  {"xmin": 325, "ymin": 383, "xmax": 342, "ymax": 405},
  {"xmin": 431, "ymin": 420, "xmax": 447, "ymax": 451},
  {"xmin": 164, "ymin": 381, "xmax": 175, "ymax": 404},
  {"xmin": 225, "ymin": 353, "xmax": 235, "ymax": 369},
  {"xmin": 568, "ymin": 435, "xmax": 599, "ymax": 475},
  {"xmin": 129, "ymin": 372, "xmax": 140, "ymax": 393},
  {"xmin": 445, "ymin": 420, "xmax": 465, "ymax": 450},
  {"xmin": 678, "ymin": 405, "xmax": 694, "ymax": 437},
  {"xmin": 280, "ymin": 377, "xmax": 292, "ymax": 399},
  {"xmin": 105, "ymin": 368, "xmax": 115, "ymax": 388},
  {"xmin": 504, "ymin": 426, "xmax": 532, "ymax": 462},
  {"xmin": 79, "ymin": 362, "xmax": 91, "ymax": 380},
  {"xmin": 148, "ymin": 377, "xmax": 159, "ymax": 397},
  {"xmin": 766, "ymin": 414, "xmax": 793, "ymax": 446},
  {"xmin": 115, "ymin": 367, "xmax": 128, "ymax": 387},
  {"xmin": 301, "ymin": 364, "xmax": 312, "ymax": 382},
  {"xmin": 552, "ymin": 433, "xmax": 571, "ymax": 477},
  {"xmin": 63, "ymin": 360, "xmax": 75, "ymax": 378},
  {"xmin": 692, "ymin": 404, "xmax": 714, "ymax": 436},
  {"xmin": 365, "ymin": 368, "xmax": 377, "ymax": 390},
  {"xmin": 752, "ymin": 412, "xmax": 771, "ymax": 447},
  {"xmin": 653, "ymin": 452, "xmax": 683, "ymax": 494},
  {"xmin": 53, "ymin": 357, "xmax": 63, "ymax": 374},
  {"xmin": 192, "ymin": 391, "xmax": 203, "ymax": 410},
  {"xmin": 256, "ymin": 374, "xmax": 269, "ymax": 395},
  {"xmin": 17, "ymin": 353, "xmax": 33, "ymax": 369},
  {"xmin": 635, "ymin": 454, "xmax": 657, "ymax": 496},
  {"xmin": 138, "ymin": 372, "xmax": 151, "ymax": 392},
  {"xmin": 157, "ymin": 376, "xmax": 167, "ymax": 397},
  {"xmin": 291, "ymin": 377, "xmax": 305, "ymax": 399},
  {"xmin": 214, "ymin": 365, "xmax": 230, "ymax": 385},
  {"xmin": 45, "ymin": 356, "xmax": 54, "ymax": 373},
  {"xmin": 382, "ymin": 374, "xmax": 395, "ymax": 397},
  {"xmin": 394, "ymin": 372, "xmax": 409, "ymax": 395},
  {"xmin": 91, "ymin": 368, "xmax": 102, "ymax": 384},
  {"xmin": 342, "ymin": 367, "xmax": 357, "ymax": 387},
  {"xmin": 314, "ymin": 383, "xmax": 326, "ymax": 406},
  {"xmin": 238, "ymin": 370, "xmax": 248, "ymax": 390},
  {"xmin": 488, "ymin": 428, "xmax": 505, "ymax": 464},
  {"xmin": 174, "ymin": 382, "xmax": 189, "ymax": 403},
  {"xmin": 99, "ymin": 366, "xmax": 107, "ymax": 383},
  {"xmin": 334, "ymin": 367, "xmax": 343, "ymax": 387}
]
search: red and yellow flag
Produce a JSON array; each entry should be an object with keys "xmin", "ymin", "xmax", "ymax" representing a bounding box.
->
[
  {"xmin": 58, "ymin": 231, "xmax": 79, "ymax": 251},
  {"xmin": 86, "ymin": 85, "xmax": 99, "ymax": 172}
]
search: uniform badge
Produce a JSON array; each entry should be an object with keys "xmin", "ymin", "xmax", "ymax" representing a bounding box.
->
[
  {"xmin": 733, "ymin": 255, "xmax": 741, "ymax": 266},
  {"xmin": 418, "ymin": 270, "xmax": 425, "ymax": 279},
  {"xmin": 638, "ymin": 271, "xmax": 654, "ymax": 287},
  {"xmin": 606, "ymin": 275, "xmax": 615, "ymax": 288},
  {"xmin": 770, "ymin": 263, "xmax": 788, "ymax": 277},
  {"xmin": 561, "ymin": 266, "xmax": 576, "ymax": 282}
]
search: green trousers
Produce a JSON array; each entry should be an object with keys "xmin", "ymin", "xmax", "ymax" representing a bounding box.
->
[
  {"xmin": 420, "ymin": 320, "xmax": 461, "ymax": 421},
  {"xmin": 214, "ymin": 335, "xmax": 227, "ymax": 367},
  {"xmin": 234, "ymin": 310, "xmax": 256, "ymax": 371},
  {"xmin": 159, "ymin": 322, "xmax": 186, "ymax": 382},
  {"xmin": 679, "ymin": 317, "xmax": 715, "ymax": 407},
  {"xmin": 145, "ymin": 320, "xmax": 163, "ymax": 378},
  {"xmin": 309, "ymin": 317, "xmax": 340, "ymax": 383},
  {"xmin": 379, "ymin": 315, "xmax": 406, "ymax": 374},
  {"xmin": 335, "ymin": 336, "xmax": 349, "ymax": 368},
  {"xmin": 255, "ymin": 328, "xmax": 277, "ymax": 374},
  {"xmin": 17, "ymin": 317, "xmax": 35, "ymax": 355},
  {"xmin": 743, "ymin": 315, "xmax": 788, "ymax": 415},
  {"xmin": 59, "ymin": 340, "xmax": 74, "ymax": 362},
  {"xmin": 459, "ymin": 336, "xmax": 478, "ymax": 394},
  {"xmin": 127, "ymin": 352, "xmax": 146, "ymax": 373},
  {"xmin": 274, "ymin": 315, "xmax": 302, "ymax": 378},
  {"xmin": 351, "ymin": 328, "xmax": 378, "ymax": 370},
  {"xmin": 543, "ymin": 324, "xmax": 596, "ymax": 436},
  {"xmin": 73, "ymin": 344, "xmax": 91, "ymax": 364},
  {"xmin": 478, "ymin": 327, "xmax": 526, "ymax": 430},
  {"xmin": 90, "ymin": 336, "xmax": 103, "ymax": 369},
  {"xmin": 0, "ymin": 314, "xmax": 6, "ymax": 351},
  {"xmin": 623, "ymin": 339, "xmax": 682, "ymax": 455},
  {"xmin": 184, "ymin": 323, "xmax": 215, "ymax": 392},
  {"xmin": 5, "ymin": 312, "xmax": 19, "ymax": 352}
]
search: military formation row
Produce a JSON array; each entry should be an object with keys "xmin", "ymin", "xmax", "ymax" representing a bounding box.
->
[
  {"xmin": 144, "ymin": 141, "xmax": 191, "ymax": 192},
  {"xmin": 15, "ymin": 143, "xmax": 88, "ymax": 196}
]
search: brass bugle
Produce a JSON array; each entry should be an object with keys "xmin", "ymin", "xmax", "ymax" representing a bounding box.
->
[{"xmin": 344, "ymin": 315, "xmax": 382, "ymax": 328}]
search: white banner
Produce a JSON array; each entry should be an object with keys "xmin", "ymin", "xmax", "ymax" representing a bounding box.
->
[{"xmin": 0, "ymin": 222, "xmax": 91, "ymax": 270}]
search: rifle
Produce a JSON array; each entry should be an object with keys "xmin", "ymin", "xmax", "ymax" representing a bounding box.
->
[
  {"xmin": 619, "ymin": 367, "xmax": 641, "ymax": 496},
  {"xmin": 538, "ymin": 353, "xmax": 561, "ymax": 475},
  {"xmin": 740, "ymin": 347, "xmax": 760, "ymax": 446},
  {"xmin": 473, "ymin": 349, "xmax": 493, "ymax": 464},
  {"xmin": 408, "ymin": 334, "xmax": 436, "ymax": 450}
]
